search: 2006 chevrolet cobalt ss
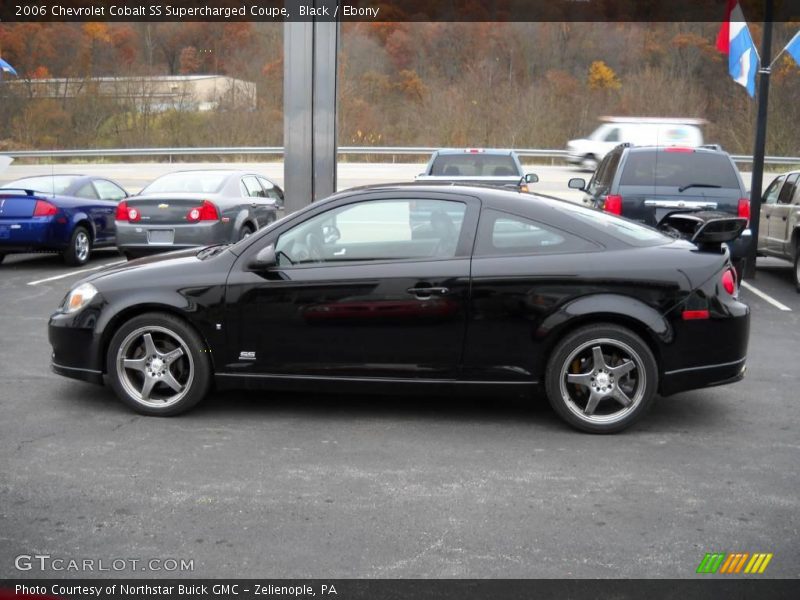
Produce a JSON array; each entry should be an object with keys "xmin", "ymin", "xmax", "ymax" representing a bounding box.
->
[{"xmin": 49, "ymin": 184, "xmax": 750, "ymax": 433}]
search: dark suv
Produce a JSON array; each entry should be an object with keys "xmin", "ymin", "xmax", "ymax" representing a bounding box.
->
[{"xmin": 569, "ymin": 145, "xmax": 752, "ymax": 273}]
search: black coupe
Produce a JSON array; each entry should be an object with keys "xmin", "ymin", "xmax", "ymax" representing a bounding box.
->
[{"xmin": 49, "ymin": 184, "xmax": 750, "ymax": 433}]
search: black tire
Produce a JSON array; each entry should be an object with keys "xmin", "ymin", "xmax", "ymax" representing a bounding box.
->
[
  {"xmin": 544, "ymin": 323, "xmax": 658, "ymax": 434},
  {"xmin": 239, "ymin": 224, "xmax": 255, "ymax": 241},
  {"xmin": 793, "ymin": 247, "xmax": 800, "ymax": 294},
  {"xmin": 106, "ymin": 312, "xmax": 211, "ymax": 416},
  {"xmin": 63, "ymin": 225, "xmax": 92, "ymax": 266}
]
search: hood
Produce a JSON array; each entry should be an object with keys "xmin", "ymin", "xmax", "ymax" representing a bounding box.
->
[{"xmin": 81, "ymin": 248, "xmax": 207, "ymax": 286}]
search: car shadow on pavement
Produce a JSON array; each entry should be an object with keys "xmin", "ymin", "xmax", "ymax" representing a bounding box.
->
[{"xmin": 55, "ymin": 380, "xmax": 729, "ymax": 434}]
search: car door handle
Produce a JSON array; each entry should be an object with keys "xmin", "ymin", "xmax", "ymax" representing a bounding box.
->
[
  {"xmin": 251, "ymin": 202, "xmax": 258, "ymax": 208},
  {"xmin": 407, "ymin": 286, "xmax": 449, "ymax": 297}
]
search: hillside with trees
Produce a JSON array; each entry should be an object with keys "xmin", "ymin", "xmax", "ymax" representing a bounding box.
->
[{"xmin": 1, "ymin": 21, "xmax": 799, "ymax": 156}]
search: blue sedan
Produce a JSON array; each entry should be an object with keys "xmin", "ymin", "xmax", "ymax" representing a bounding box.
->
[{"xmin": 0, "ymin": 175, "xmax": 129, "ymax": 266}]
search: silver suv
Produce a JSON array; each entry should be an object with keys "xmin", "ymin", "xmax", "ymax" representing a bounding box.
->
[{"xmin": 758, "ymin": 171, "xmax": 800, "ymax": 292}]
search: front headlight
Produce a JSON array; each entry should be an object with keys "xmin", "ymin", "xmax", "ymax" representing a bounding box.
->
[{"xmin": 63, "ymin": 282, "xmax": 98, "ymax": 313}]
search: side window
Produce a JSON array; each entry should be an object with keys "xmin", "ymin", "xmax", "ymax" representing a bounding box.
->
[
  {"xmin": 92, "ymin": 179, "xmax": 127, "ymax": 201},
  {"xmin": 604, "ymin": 128, "xmax": 620, "ymax": 142},
  {"xmin": 241, "ymin": 176, "xmax": 265, "ymax": 198},
  {"xmin": 275, "ymin": 199, "xmax": 467, "ymax": 265},
  {"xmin": 474, "ymin": 209, "xmax": 598, "ymax": 257},
  {"xmin": 75, "ymin": 183, "xmax": 99, "ymax": 200},
  {"xmin": 777, "ymin": 174, "xmax": 798, "ymax": 205},
  {"xmin": 763, "ymin": 175, "xmax": 785, "ymax": 205},
  {"xmin": 597, "ymin": 150, "xmax": 623, "ymax": 189},
  {"xmin": 257, "ymin": 177, "xmax": 282, "ymax": 202},
  {"xmin": 589, "ymin": 154, "xmax": 612, "ymax": 191}
]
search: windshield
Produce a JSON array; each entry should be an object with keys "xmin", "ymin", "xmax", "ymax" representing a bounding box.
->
[
  {"xmin": 3, "ymin": 176, "xmax": 79, "ymax": 195},
  {"xmin": 546, "ymin": 198, "xmax": 671, "ymax": 247},
  {"xmin": 619, "ymin": 152, "xmax": 740, "ymax": 188},
  {"xmin": 141, "ymin": 172, "xmax": 230, "ymax": 194},
  {"xmin": 430, "ymin": 154, "xmax": 520, "ymax": 177}
]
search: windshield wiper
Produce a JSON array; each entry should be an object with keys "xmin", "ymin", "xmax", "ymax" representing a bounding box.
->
[{"xmin": 678, "ymin": 183, "xmax": 722, "ymax": 193}]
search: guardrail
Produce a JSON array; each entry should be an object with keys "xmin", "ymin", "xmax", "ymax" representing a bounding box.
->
[{"xmin": 3, "ymin": 146, "xmax": 800, "ymax": 166}]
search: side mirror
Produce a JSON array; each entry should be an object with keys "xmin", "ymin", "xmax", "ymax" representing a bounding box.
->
[
  {"xmin": 249, "ymin": 244, "xmax": 277, "ymax": 270},
  {"xmin": 524, "ymin": 173, "xmax": 539, "ymax": 184},
  {"xmin": 568, "ymin": 177, "xmax": 587, "ymax": 191}
]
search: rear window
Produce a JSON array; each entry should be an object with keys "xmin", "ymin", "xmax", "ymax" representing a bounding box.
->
[
  {"xmin": 3, "ymin": 176, "xmax": 79, "ymax": 195},
  {"xmin": 430, "ymin": 154, "xmax": 520, "ymax": 177},
  {"xmin": 619, "ymin": 151, "xmax": 740, "ymax": 189},
  {"xmin": 547, "ymin": 199, "xmax": 671, "ymax": 247},
  {"xmin": 142, "ymin": 172, "xmax": 229, "ymax": 194}
]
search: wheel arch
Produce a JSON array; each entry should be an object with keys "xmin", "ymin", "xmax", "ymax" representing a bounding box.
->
[
  {"xmin": 98, "ymin": 303, "xmax": 216, "ymax": 375},
  {"xmin": 536, "ymin": 294, "xmax": 671, "ymax": 382}
]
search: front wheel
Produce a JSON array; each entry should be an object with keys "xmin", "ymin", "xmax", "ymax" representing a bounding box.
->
[
  {"xmin": 580, "ymin": 155, "xmax": 598, "ymax": 172},
  {"xmin": 545, "ymin": 324, "xmax": 658, "ymax": 434},
  {"xmin": 64, "ymin": 226, "xmax": 91, "ymax": 266},
  {"xmin": 106, "ymin": 313, "xmax": 211, "ymax": 416}
]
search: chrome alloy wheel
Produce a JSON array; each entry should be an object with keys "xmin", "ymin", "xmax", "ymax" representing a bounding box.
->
[
  {"xmin": 74, "ymin": 231, "xmax": 90, "ymax": 262},
  {"xmin": 558, "ymin": 337, "xmax": 646, "ymax": 425},
  {"xmin": 115, "ymin": 326, "xmax": 194, "ymax": 408}
]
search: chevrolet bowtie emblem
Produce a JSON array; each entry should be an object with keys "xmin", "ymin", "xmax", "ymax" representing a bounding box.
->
[{"xmin": 158, "ymin": 203, "xmax": 169, "ymax": 209}]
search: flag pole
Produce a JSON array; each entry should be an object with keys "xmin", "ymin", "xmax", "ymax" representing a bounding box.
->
[{"xmin": 744, "ymin": 0, "xmax": 773, "ymax": 280}]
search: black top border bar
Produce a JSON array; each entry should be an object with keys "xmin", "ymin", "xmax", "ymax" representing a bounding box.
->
[{"xmin": 2, "ymin": 0, "xmax": 800, "ymax": 23}]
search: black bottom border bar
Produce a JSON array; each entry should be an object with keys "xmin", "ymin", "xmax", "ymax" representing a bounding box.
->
[{"xmin": 2, "ymin": 579, "xmax": 798, "ymax": 600}]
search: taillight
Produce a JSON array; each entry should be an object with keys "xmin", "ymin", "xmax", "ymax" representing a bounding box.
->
[
  {"xmin": 115, "ymin": 201, "xmax": 140, "ymax": 222},
  {"xmin": 33, "ymin": 200, "xmax": 58, "ymax": 217},
  {"xmin": 186, "ymin": 200, "xmax": 219, "ymax": 222},
  {"xmin": 604, "ymin": 194, "xmax": 623, "ymax": 215},
  {"xmin": 664, "ymin": 147, "xmax": 694, "ymax": 153},
  {"xmin": 721, "ymin": 268, "xmax": 736, "ymax": 295},
  {"xmin": 682, "ymin": 310, "xmax": 710, "ymax": 320},
  {"xmin": 737, "ymin": 198, "xmax": 750, "ymax": 225}
]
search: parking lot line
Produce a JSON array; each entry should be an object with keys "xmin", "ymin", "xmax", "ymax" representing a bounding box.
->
[
  {"xmin": 26, "ymin": 260, "xmax": 126, "ymax": 286},
  {"xmin": 740, "ymin": 281, "xmax": 792, "ymax": 312}
]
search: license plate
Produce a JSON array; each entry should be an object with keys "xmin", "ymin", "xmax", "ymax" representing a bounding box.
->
[
  {"xmin": 147, "ymin": 229, "xmax": 174, "ymax": 244},
  {"xmin": 0, "ymin": 225, "xmax": 9, "ymax": 239}
]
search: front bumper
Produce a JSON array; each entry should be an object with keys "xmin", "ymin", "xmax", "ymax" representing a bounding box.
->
[{"xmin": 49, "ymin": 307, "xmax": 105, "ymax": 385}]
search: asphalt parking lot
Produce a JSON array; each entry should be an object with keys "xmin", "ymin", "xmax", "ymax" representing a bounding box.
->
[{"xmin": 0, "ymin": 248, "xmax": 798, "ymax": 580}]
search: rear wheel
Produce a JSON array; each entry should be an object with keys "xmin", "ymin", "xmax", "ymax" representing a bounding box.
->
[
  {"xmin": 793, "ymin": 247, "xmax": 800, "ymax": 293},
  {"xmin": 545, "ymin": 324, "xmax": 658, "ymax": 434},
  {"xmin": 64, "ymin": 226, "xmax": 91, "ymax": 266},
  {"xmin": 106, "ymin": 312, "xmax": 211, "ymax": 416}
]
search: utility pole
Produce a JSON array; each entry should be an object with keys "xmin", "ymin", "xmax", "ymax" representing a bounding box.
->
[{"xmin": 745, "ymin": 0, "xmax": 773, "ymax": 279}]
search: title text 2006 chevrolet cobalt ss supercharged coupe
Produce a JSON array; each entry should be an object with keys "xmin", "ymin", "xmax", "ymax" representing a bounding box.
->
[{"xmin": 49, "ymin": 184, "xmax": 749, "ymax": 433}]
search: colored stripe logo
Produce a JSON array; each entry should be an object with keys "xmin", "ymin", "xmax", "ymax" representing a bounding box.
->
[{"xmin": 697, "ymin": 552, "xmax": 773, "ymax": 574}]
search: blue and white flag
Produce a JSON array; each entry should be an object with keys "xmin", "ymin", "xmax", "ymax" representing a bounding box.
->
[
  {"xmin": 0, "ymin": 57, "xmax": 18, "ymax": 77},
  {"xmin": 784, "ymin": 31, "xmax": 800, "ymax": 67},
  {"xmin": 716, "ymin": 0, "xmax": 759, "ymax": 97}
]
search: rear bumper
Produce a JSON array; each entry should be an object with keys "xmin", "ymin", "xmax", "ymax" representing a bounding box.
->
[
  {"xmin": 0, "ymin": 219, "xmax": 66, "ymax": 251},
  {"xmin": 116, "ymin": 221, "xmax": 230, "ymax": 256},
  {"xmin": 660, "ymin": 356, "xmax": 746, "ymax": 396},
  {"xmin": 659, "ymin": 300, "xmax": 750, "ymax": 396}
]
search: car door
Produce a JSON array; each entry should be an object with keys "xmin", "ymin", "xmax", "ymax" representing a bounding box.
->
[
  {"xmin": 240, "ymin": 175, "xmax": 271, "ymax": 227},
  {"xmin": 223, "ymin": 192, "xmax": 480, "ymax": 379},
  {"xmin": 760, "ymin": 175, "xmax": 784, "ymax": 254},
  {"xmin": 772, "ymin": 173, "xmax": 798, "ymax": 255},
  {"xmin": 74, "ymin": 180, "xmax": 116, "ymax": 244}
]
